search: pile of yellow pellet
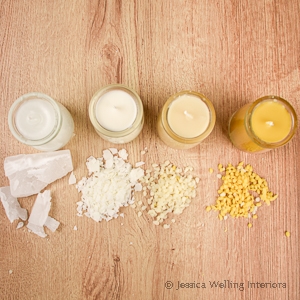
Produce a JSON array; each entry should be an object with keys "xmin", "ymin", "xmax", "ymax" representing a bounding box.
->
[{"xmin": 206, "ymin": 162, "xmax": 278, "ymax": 227}]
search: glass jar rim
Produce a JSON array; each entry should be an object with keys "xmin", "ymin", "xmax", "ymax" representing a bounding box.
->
[
  {"xmin": 8, "ymin": 92, "xmax": 62, "ymax": 146},
  {"xmin": 161, "ymin": 90, "xmax": 216, "ymax": 144},
  {"xmin": 245, "ymin": 95, "xmax": 298, "ymax": 148},
  {"xmin": 89, "ymin": 84, "xmax": 144, "ymax": 138}
]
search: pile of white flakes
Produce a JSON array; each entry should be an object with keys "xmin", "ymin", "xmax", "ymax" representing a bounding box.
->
[{"xmin": 76, "ymin": 148, "xmax": 144, "ymax": 222}]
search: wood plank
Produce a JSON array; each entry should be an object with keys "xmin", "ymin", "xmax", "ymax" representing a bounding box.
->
[{"xmin": 0, "ymin": 0, "xmax": 299, "ymax": 299}]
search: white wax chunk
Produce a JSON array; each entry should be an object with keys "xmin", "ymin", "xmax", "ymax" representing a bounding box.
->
[
  {"xmin": 68, "ymin": 171, "xmax": 76, "ymax": 185},
  {"xmin": 167, "ymin": 94, "xmax": 210, "ymax": 138},
  {"xmin": 27, "ymin": 223, "xmax": 47, "ymax": 238},
  {"xmin": 109, "ymin": 148, "xmax": 118, "ymax": 154},
  {"xmin": 27, "ymin": 191, "xmax": 60, "ymax": 238},
  {"xmin": 0, "ymin": 186, "xmax": 28, "ymax": 223},
  {"xmin": 16, "ymin": 221, "xmax": 24, "ymax": 229},
  {"xmin": 95, "ymin": 90, "xmax": 137, "ymax": 131},
  {"xmin": 28, "ymin": 190, "xmax": 51, "ymax": 227},
  {"xmin": 103, "ymin": 149, "xmax": 114, "ymax": 161},
  {"xmin": 4, "ymin": 150, "xmax": 73, "ymax": 197},
  {"xmin": 14, "ymin": 98, "xmax": 57, "ymax": 140},
  {"xmin": 44, "ymin": 216, "xmax": 60, "ymax": 232}
]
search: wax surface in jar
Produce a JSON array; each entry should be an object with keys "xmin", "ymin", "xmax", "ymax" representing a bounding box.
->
[
  {"xmin": 15, "ymin": 99, "xmax": 57, "ymax": 140},
  {"xmin": 167, "ymin": 95, "xmax": 210, "ymax": 138},
  {"xmin": 96, "ymin": 90, "xmax": 137, "ymax": 131},
  {"xmin": 251, "ymin": 100, "xmax": 292, "ymax": 143}
]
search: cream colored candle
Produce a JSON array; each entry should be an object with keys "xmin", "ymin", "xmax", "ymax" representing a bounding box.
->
[
  {"xmin": 157, "ymin": 91, "xmax": 216, "ymax": 149},
  {"xmin": 167, "ymin": 94, "xmax": 210, "ymax": 138}
]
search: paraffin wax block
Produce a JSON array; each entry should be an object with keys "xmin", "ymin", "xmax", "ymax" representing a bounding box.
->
[
  {"xmin": 0, "ymin": 186, "xmax": 28, "ymax": 222},
  {"xmin": 27, "ymin": 190, "xmax": 51, "ymax": 227},
  {"xmin": 4, "ymin": 150, "xmax": 73, "ymax": 197},
  {"xmin": 27, "ymin": 190, "xmax": 60, "ymax": 238}
]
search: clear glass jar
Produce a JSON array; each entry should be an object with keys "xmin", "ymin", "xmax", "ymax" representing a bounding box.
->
[
  {"xmin": 228, "ymin": 95, "xmax": 298, "ymax": 153},
  {"xmin": 157, "ymin": 91, "xmax": 216, "ymax": 149},
  {"xmin": 89, "ymin": 84, "xmax": 144, "ymax": 144},
  {"xmin": 8, "ymin": 92, "xmax": 74, "ymax": 151}
]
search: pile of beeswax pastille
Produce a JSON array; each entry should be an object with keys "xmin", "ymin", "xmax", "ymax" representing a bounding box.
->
[{"xmin": 206, "ymin": 162, "xmax": 278, "ymax": 228}]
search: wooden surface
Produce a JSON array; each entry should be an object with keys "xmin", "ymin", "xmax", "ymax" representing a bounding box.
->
[{"xmin": 0, "ymin": 1, "xmax": 299, "ymax": 299}]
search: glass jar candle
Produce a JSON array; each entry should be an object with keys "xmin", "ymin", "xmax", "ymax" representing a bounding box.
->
[
  {"xmin": 89, "ymin": 84, "xmax": 144, "ymax": 144},
  {"xmin": 228, "ymin": 95, "xmax": 298, "ymax": 153},
  {"xmin": 8, "ymin": 92, "xmax": 74, "ymax": 151},
  {"xmin": 157, "ymin": 91, "xmax": 216, "ymax": 149}
]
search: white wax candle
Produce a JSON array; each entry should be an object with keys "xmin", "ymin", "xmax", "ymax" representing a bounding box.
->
[
  {"xmin": 96, "ymin": 90, "xmax": 137, "ymax": 131},
  {"xmin": 167, "ymin": 94, "xmax": 210, "ymax": 138},
  {"xmin": 9, "ymin": 93, "xmax": 74, "ymax": 151},
  {"xmin": 15, "ymin": 98, "xmax": 57, "ymax": 140}
]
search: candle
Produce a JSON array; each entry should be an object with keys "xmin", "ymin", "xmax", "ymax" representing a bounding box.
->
[
  {"xmin": 157, "ymin": 91, "xmax": 216, "ymax": 149},
  {"xmin": 14, "ymin": 98, "xmax": 56, "ymax": 140},
  {"xmin": 228, "ymin": 96, "xmax": 297, "ymax": 153},
  {"xmin": 8, "ymin": 93, "xmax": 74, "ymax": 151},
  {"xmin": 89, "ymin": 84, "xmax": 144, "ymax": 144},
  {"xmin": 95, "ymin": 90, "xmax": 137, "ymax": 131}
]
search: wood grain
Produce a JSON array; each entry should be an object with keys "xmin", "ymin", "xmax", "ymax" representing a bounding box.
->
[{"xmin": 0, "ymin": 1, "xmax": 299, "ymax": 299}]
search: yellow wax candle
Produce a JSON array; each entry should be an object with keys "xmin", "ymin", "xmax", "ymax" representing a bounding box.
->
[
  {"xmin": 229, "ymin": 96, "xmax": 297, "ymax": 153},
  {"xmin": 251, "ymin": 100, "xmax": 292, "ymax": 143},
  {"xmin": 157, "ymin": 91, "xmax": 216, "ymax": 149}
]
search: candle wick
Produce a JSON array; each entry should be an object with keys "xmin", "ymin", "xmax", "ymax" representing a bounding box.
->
[
  {"xmin": 266, "ymin": 121, "xmax": 274, "ymax": 126},
  {"xmin": 184, "ymin": 110, "xmax": 193, "ymax": 119}
]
